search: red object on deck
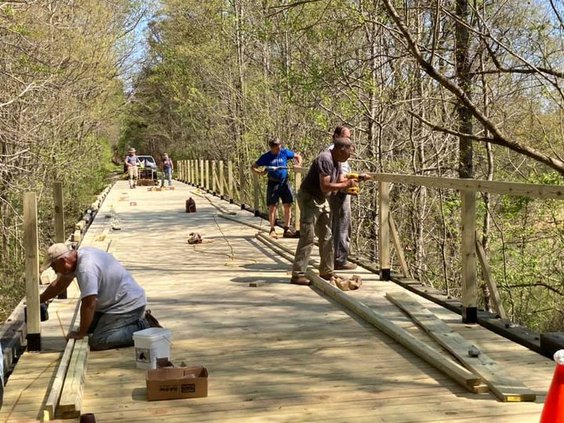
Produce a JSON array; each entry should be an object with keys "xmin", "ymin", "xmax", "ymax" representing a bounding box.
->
[{"xmin": 540, "ymin": 350, "xmax": 564, "ymax": 423}]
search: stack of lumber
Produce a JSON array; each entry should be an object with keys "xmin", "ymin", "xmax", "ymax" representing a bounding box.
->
[{"xmin": 43, "ymin": 303, "xmax": 90, "ymax": 420}]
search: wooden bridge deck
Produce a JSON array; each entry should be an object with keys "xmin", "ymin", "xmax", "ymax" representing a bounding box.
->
[{"xmin": 0, "ymin": 180, "xmax": 555, "ymax": 422}]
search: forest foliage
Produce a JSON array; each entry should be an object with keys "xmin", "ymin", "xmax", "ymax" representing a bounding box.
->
[
  {"xmin": 1, "ymin": 1, "xmax": 562, "ymax": 332},
  {"xmin": 123, "ymin": 0, "xmax": 563, "ymax": 332},
  {"xmin": 0, "ymin": 0, "xmax": 146, "ymax": 320}
]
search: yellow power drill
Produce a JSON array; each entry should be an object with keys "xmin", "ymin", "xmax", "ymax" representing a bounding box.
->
[{"xmin": 345, "ymin": 173, "xmax": 369, "ymax": 195}]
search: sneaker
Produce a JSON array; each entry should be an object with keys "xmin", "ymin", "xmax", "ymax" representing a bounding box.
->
[
  {"xmin": 283, "ymin": 228, "xmax": 299, "ymax": 238},
  {"xmin": 144, "ymin": 309, "xmax": 162, "ymax": 328},
  {"xmin": 334, "ymin": 261, "xmax": 357, "ymax": 270},
  {"xmin": 290, "ymin": 275, "xmax": 310, "ymax": 286}
]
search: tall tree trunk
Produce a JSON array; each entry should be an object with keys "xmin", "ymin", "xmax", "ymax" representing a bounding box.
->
[
  {"xmin": 234, "ymin": 0, "xmax": 247, "ymax": 164},
  {"xmin": 455, "ymin": 0, "xmax": 473, "ymax": 178}
]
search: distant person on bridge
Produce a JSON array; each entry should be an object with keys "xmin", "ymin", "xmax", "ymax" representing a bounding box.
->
[
  {"xmin": 328, "ymin": 125, "xmax": 371, "ymax": 271},
  {"xmin": 125, "ymin": 147, "xmax": 140, "ymax": 189},
  {"xmin": 290, "ymin": 137, "xmax": 357, "ymax": 286},
  {"xmin": 40, "ymin": 243, "xmax": 162, "ymax": 351},
  {"xmin": 251, "ymin": 137, "xmax": 302, "ymax": 239},
  {"xmin": 160, "ymin": 152, "xmax": 174, "ymax": 187}
]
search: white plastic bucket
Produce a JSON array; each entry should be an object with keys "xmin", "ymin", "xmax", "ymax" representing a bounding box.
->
[{"xmin": 133, "ymin": 327, "xmax": 172, "ymax": 370}]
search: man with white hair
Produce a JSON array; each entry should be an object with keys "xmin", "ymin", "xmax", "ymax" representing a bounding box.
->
[{"xmin": 40, "ymin": 243, "xmax": 161, "ymax": 350}]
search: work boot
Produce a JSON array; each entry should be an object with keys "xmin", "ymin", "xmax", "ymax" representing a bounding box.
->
[
  {"xmin": 290, "ymin": 275, "xmax": 310, "ymax": 286},
  {"xmin": 319, "ymin": 273, "xmax": 336, "ymax": 281},
  {"xmin": 283, "ymin": 227, "xmax": 299, "ymax": 238},
  {"xmin": 334, "ymin": 261, "xmax": 357, "ymax": 270},
  {"xmin": 144, "ymin": 309, "xmax": 162, "ymax": 328}
]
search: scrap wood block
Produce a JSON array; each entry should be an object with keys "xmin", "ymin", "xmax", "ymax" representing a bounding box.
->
[{"xmin": 386, "ymin": 292, "xmax": 536, "ymax": 402}]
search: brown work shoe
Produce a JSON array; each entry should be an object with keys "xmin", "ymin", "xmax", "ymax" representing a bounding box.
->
[
  {"xmin": 290, "ymin": 275, "xmax": 310, "ymax": 286},
  {"xmin": 334, "ymin": 261, "xmax": 357, "ymax": 270},
  {"xmin": 145, "ymin": 309, "xmax": 162, "ymax": 328},
  {"xmin": 283, "ymin": 228, "xmax": 299, "ymax": 238}
]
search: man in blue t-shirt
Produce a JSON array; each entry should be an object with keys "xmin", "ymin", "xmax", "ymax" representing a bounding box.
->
[{"xmin": 251, "ymin": 138, "xmax": 302, "ymax": 238}]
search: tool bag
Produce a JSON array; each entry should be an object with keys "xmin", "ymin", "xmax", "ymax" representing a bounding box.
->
[{"xmin": 185, "ymin": 197, "xmax": 196, "ymax": 213}]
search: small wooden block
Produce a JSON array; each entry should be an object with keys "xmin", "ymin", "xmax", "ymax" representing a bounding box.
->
[{"xmin": 249, "ymin": 281, "xmax": 265, "ymax": 287}]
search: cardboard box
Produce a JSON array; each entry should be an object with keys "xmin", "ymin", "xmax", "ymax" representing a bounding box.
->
[{"xmin": 146, "ymin": 366, "xmax": 208, "ymax": 401}]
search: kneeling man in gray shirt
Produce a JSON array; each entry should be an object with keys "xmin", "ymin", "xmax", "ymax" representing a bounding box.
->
[{"xmin": 40, "ymin": 244, "xmax": 161, "ymax": 350}]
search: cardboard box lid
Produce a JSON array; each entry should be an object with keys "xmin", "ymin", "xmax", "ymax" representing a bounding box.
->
[{"xmin": 147, "ymin": 366, "xmax": 208, "ymax": 381}]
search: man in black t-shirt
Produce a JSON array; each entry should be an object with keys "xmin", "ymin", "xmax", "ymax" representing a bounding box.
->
[{"xmin": 290, "ymin": 138, "xmax": 357, "ymax": 286}]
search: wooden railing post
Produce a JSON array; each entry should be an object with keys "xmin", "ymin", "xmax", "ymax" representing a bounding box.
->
[
  {"xmin": 211, "ymin": 160, "xmax": 216, "ymax": 194},
  {"xmin": 227, "ymin": 160, "xmax": 234, "ymax": 203},
  {"xmin": 189, "ymin": 160, "xmax": 193, "ymax": 184},
  {"xmin": 461, "ymin": 190, "xmax": 477, "ymax": 323},
  {"xmin": 219, "ymin": 160, "xmax": 225, "ymax": 198},
  {"xmin": 24, "ymin": 192, "xmax": 41, "ymax": 351},
  {"xmin": 205, "ymin": 160, "xmax": 210, "ymax": 191},
  {"xmin": 190, "ymin": 160, "xmax": 193, "ymax": 185},
  {"xmin": 253, "ymin": 172, "xmax": 260, "ymax": 216},
  {"xmin": 294, "ymin": 169, "xmax": 302, "ymax": 231},
  {"xmin": 240, "ymin": 164, "xmax": 246, "ymax": 209},
  {"xmin": 53, "ymin": 182, "xmax": 68, "ymax": 299},
  {"xmin": 188, "ymin": 159, "xmax": 197, "ymax": 185},
  {"xmin": 378, "ymin": 181, "xmax": 391, "ymax": 280},
  {"xmin": 199, "ymin": 159, "xmax": 204, "ymax": 188}
]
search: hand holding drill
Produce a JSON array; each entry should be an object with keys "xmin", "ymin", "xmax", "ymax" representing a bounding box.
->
[{"xmin": 345, "ymin": 173, "xmax": 371, "ymax": 195}]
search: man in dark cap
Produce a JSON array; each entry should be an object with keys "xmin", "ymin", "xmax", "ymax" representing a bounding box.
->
[{"xmin": 251, "ymin": 137, "xmax": 302, "ymax": 238}]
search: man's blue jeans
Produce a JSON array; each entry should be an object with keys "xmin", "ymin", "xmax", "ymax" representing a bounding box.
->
[
  {"xmin": 161, "ymin": 168, "xmax": 172, "ymax": 186},
  {"xmin": 88, "ymin": 305, "xmax": 148, "ymax": 350}
]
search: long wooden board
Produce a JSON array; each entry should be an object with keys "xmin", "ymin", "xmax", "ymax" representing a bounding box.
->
[
  {"xmin": 386, "ymin": 292, "xmax": 536, "ymax": 402},
  {"xmin": 57, "ymin": 337, "xmax": 90, "ymax": 418},
  {"xmin": 254, "ymin": 233, "xmax": 486, "ymax": 393}
]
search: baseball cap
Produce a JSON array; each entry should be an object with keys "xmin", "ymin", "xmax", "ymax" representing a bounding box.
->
[{"xmin": 41, "ymin": 243, "xmax": 72, "ymax": 272}]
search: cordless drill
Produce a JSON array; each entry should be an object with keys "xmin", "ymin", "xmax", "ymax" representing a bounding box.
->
[{"xmin": 345, "ymin": 173, "xmax": 369, "ymax": 195}]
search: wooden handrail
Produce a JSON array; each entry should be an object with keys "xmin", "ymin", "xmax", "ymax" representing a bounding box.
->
[
  {"xmin": 179, "ymin": 158, "xmax": 563, "ymax": 325},
  {"xmin": 367, "ymin": 173, "xmax": 563, "ymax": 199}
]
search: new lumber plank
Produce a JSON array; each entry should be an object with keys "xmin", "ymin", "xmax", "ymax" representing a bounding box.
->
[
  {"xmin": 57, "ymin": 337, "xmax": 90, "ymax": 418},
  {"xmin": 43, "ymin": 339, "xmax": 75, "ymax": 421},
  {"xmin": 43, "ymin": 300, "xmax": 81, "ymax": 421},
  {"xmin": 254, "ymin": 233, "xmax": 486, "ymax": 393},
  {"xmin": 386, "ymin": 292, "xmax": 536, "ymax": 402}
]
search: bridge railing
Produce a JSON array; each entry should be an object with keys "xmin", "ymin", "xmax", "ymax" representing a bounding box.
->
[{"xmin": 176, "ymin": 159, "xmax": 563, "ymax": 327}]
